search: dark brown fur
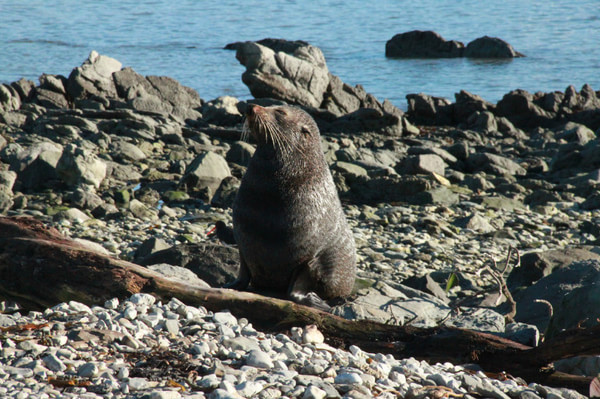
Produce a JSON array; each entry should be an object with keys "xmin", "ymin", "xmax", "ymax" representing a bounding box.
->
[{"xmin": 226, "ymin": 104, "xmax": 356, "ymax": 309}]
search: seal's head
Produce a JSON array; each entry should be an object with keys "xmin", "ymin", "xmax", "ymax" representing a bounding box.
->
[{"xmin": 243, "ymin": 104, "xmax": 320, "ymax": 157}]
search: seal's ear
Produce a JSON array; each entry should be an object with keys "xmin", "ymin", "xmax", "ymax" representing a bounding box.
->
[{"xmin": 301, "ymin": 126, "xmax": 311, "ymax": 135}]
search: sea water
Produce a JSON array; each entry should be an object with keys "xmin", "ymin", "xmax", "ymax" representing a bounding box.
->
[{"xmin": 1, "ymin": 0, "xmax": 599, "ymax": 109}]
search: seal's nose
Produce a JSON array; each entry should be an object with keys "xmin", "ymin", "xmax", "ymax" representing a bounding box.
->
[{"xmin": 246, "ymin": 104, "xmax": 263, "ymax": 117}]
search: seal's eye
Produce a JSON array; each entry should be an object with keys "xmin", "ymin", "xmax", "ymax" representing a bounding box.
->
[
  {"xmin": 301, "ymin": 126, "xmax": 311, "ymax": 135},
  {"xmin": 275, "ymin": 108, "xmax": 286, "ymax": 116}
]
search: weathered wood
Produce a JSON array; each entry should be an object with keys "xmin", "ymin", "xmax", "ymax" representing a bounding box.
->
[{"xmin": 0, "ymin": 216, "xmax": 596, "ymax": 394}]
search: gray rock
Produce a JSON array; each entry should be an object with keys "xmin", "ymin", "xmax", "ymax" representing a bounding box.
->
[
  {"xmin": 466, "ymin": 111, "xmax": 498, "ymax": 133},
  {"xmin": 464, "ymin": 36, "xmax": 524, "ymax": 58},
  {"xmin": 453, "ymin": 212, "xmax": 495, "ymax": 234},
  {"xmin": 333, "ymin": 281, "xmax": 451, "ymax": 327},
  {"xmin": 445, "ymin": 308, "xmax": 505, "ymax": 333},
  {"xmin": 410, "ymin": 186, "xmax": 459, "ymax": 206},
  {"xmin": 502, "ymin": 322, "xmax": 540, "ymax": 347},
  {"xmin": 0, "ymin": 84, "xmax": 21, "ymax": 113},
  {"xmin": 211, "ymin": 176, "xmax": 240, "ymax": 209},
  {"xmin": 480, "ymin": 195, "xmax": 525, "ymax": 211},
  {"xmin": 334, "ymin": 372, "xmax": 362, "ymax": 385},
  {"xmin": 150, "ymin": 391, "xmax": 182, "ymax": 399},
  {"xmin": 135, "ymin": 237, "xmax": 171, "ymax": 260},
  {"xmin": 460, "ymin": 374, "xmax": 511, "ymax": 399},
  {"xmin": 407, "ymin": 145, "xmax": 458, "ymax": 165},
  {"xmin": 246, "ymin": 349, "xmax": 274, "ymax": 369},
  {"xmin": 12, "ymin": 142, "xmax": 63, "ymax": 191},
  {"xmin": 400, "ymin": 154, "xmax": 446, "ymax": 176},
  {"xmin": 333, "ymin": 161, "xmax": 369, "ymax": 183},
  {"xmin": 323, "ymin": 74, "xmax": 405, "ymax": 119},
  {"xmin": 514, "ymin": 259, "xmax": 600, "ymax": 334},
  {"xmin": 347, "ymin": 175, "xmax": 432, "ymax": 203},
  {"xmin": 302, "ymin": 385, "xmax": 327, "ymax": 399},
  {"xmin": 581, "ymin": 193, "xmax": 600, "ymax": 210},
  {"xmin": 223, "ymin": 336, "xmax": 260, "ymax": 352},
  {"xmin": 110, "ymin": 140, "xmax": 147, "ymax": 162},
  {"xmin": 77, "ymin": 362, "xmax": 99, "ymax": 377},
  {"xmin": 327, "ymin": 107, "xmax": 406, "ymax": 136},
  {"xmin": 147, "ymin": 263, "xmax": 210, "ymax": 289},
  {"xmin": 385, "ymin": 30, "xmax": 464, "ymax": 58},
  {"xmin": 113, "ymin": 67, "xmax": 155, "ymax": 99},
  {"xmin": 129, "ymin": 199, "xmax": 159, "ymax": 221},
  {"xmin": 401, "ymin": 274, "xmax": 449, "ymax": 304},
  {"xmin": 226, "ymin": 141, "xmax": 255, "ymax": 166},
  {"xmin": 66, "ymin": 51, "xmax": 122, "ymax": 101},
  {"xmin": 33, "ymin": 87, "xmax": 69, "ymax": 109},
  {"xmin": 454, "ymin": 90, "xmax": 494, "ymax": 123},
  {"xmin": 138, "ymin": 243, "xmax": 239, "ymax": 287},
  {"xmin": 507, "ymin": 248, "xmax": 600, "ymax": 289},
  {"xmin": 69, "ymin": 185, "xmax": 104, "ymax": 210},
  {"xmin": 201, "ymin": 96, "xmax": 243, "ymax": 126},
  {"xmin": 406, "ymin": 93, "xmax": 453, "ymax": 125},
  {"xmin": 495, "ymin": 89, "xmax": 555, "ymax": 129},
  {"xmin": 232, "ymin": 40, "xmax": 329, "ymax": 108},
  {"xmin": 145, "ymin": 75, "xmax": 203, "ymax": 120},
  {"xmin": 116, "ymin": 67, "xmax": 200, "ymax": 118},
  {"xmin": 0, "ymin": 170, "xmax": 17, "ymax": 192},
  {"xmin": 547, "ymin": 283, "xmax": 600, "ymax": 337},
  {"xmin": 10, "ymin": 78, "xmax": 36, "ymax": 102},
  {"xmin": 56, "ymin": 144, "xmax": 107, "ymax": 188},
  {"xmin": 181, "ymin": 151, "xmax": 231, "ymax": 200},
  {"xmin": 54, "ymin": 207, "xmax": 91, "ymax": 223},
  {"xmin": 467, "ymin": 152, "xmax": 526, "ymax": 176},
  {"xmin": 555, "ymin": 122, "xmax": 596, "ymax": 145},
  {"xmin": 42, "ymin": 353, "xmax": 66, "ymax": 372},
  {"xmin": 0, "ymin": 189, "xmax": 12, "ymax": 214},
  {"xmin": 447, "ymin": 142, "xmax": 471, "ymax": 161}
]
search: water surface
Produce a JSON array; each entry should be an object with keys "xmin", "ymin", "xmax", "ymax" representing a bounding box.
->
[{"xmin": 1, "ymin": 0, "xmax": 598, "ymax": 109}]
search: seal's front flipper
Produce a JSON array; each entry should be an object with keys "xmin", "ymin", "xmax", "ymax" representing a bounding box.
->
[
  {"xmin": 288, "ymin": 260, "xmax": 331, "ymax": 311},
  {"xmin": 289, "ymin": 290, "xmax": 331, "ymax": 311},
  {"xmin": 224, "ymin": 257, "xmax": 251, "ymax": 290}
]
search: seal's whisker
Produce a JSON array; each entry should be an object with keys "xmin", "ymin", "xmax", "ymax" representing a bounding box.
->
[{"xmin": 241, "ymin": 119, "xmax": 250, "ymax": 142}]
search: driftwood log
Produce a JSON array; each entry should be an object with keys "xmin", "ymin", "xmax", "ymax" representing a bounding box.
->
[{"xmin": 0, "ymin": 216, "xmax": 597, "ymax": 394}]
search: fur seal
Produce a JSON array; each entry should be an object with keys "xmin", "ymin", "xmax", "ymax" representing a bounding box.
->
[{"xmin": 226, "ymin": 104, "xmax": 356, "ymax": 310}]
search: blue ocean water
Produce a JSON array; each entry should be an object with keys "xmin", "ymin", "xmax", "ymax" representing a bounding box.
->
[{"xmin": 1, "ymin": 0, "xmax": 599, "ymax": 109}]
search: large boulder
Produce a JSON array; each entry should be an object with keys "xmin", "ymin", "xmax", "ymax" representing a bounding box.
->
[
  {"xmin": 513, "ymin": 259, "xmax": 600, "ymax": 336},
  {"xmin": 495, "ymin": 89, "xmax": 555, "ymax": 129},
  {"xmin": 326, "ymin": 107, "xmax": 408, "ymax": 136},
  {"xmin": 406, "ymin": 93, "xmax": 453, "ymax": 125},
  {"xmin": 385, "ymin": 31, "xmax": 464, "ymax": 58},
  {"xmin": 399, "ymin": 154, "xmax": 446, "ymax": 176},
  {"xmin": 454, "ymin": 90, "xmax": 494, "ymax": 123},
  {"xmin": 201, "ymin": 96, "xmax": 243, "ymax": 126},
  {"xmin": 181, "ymin": 151, "xmax": 231, "ymax": 201},
  {"xmin": 0, "ymin": 84, "xmax": 22, "ymax": 113},
  {"xmin": 56, "ymin": 144, "xmax": 107, "ymax": 188},
  {"xmin": 10, "ymin": 142, "xmax": 64, "ymax": 191},
  {"xmin": 507, "ymin": 248, "xmax": 600, "ymax": 290},
  {"xmin": 228, "ymin": 38, "xmax": 405, "ymax": 120},
  {"xmin": 464, "ymin": 36, "xmax": 524, "ymax": 58},
  {"xmin": 113, "ymin": 67, "xmax": 202, "ymax": 120},
  {"xmin": 467, "ymin": 153, "xmax": 526, "ymax": 176},
  {"xmin": 66, "ymin": 51, "xmax": 122, "ymax": 101},
  {"xmin": 32, "ymin": 74, "xmax": 70, "ymax": 109},
  {"xmin": 231, "ymin": 40, "xmax": 329, "ymax": 109},
  {"xmin": 137, "ymin": 243, "xmax": 240, "ymax": 288}
]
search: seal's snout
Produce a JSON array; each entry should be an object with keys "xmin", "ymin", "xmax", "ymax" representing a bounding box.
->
[{"xmin": 246, "ymin": 104, "xmax": 264, "ymax": 119}]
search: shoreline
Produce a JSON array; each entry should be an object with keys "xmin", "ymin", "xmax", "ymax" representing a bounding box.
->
[{"xmin": 0, "ymin": 47, "xmax": 599, "ymax": 397}]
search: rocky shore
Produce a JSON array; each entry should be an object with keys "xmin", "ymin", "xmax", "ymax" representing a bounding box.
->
[{"xmin": 1, "ymin": 40, "xmax": 600, "ymax": 398}]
